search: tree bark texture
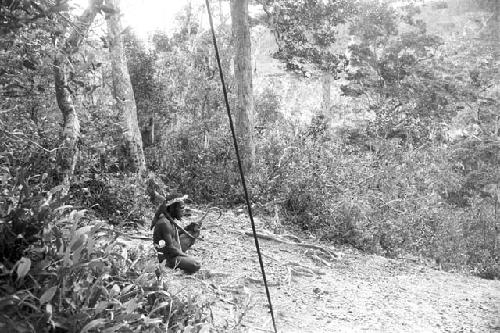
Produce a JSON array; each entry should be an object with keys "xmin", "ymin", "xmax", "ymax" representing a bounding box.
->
[
  {"xmin": 54, "ymin": 0, "xmax": 103, "ymax": 194},
  {"xmin": 105, "ymin": 0, "xmax": 146, "ymax": 173},
  {"xmin": 231, "ymin": 0, "xmax": 255, "ymax": 172},
  {"xmin": 321, "ymin": 72, "xmax": 331, "ymax": 114}
]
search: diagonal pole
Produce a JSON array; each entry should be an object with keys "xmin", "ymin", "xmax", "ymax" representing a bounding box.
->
[{"xmin": 204, "ymin": 1, "xmax": 278, "ymax": 332}]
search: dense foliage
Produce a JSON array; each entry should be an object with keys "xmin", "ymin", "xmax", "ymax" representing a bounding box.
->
[
  {"xmin": 0, "ymin": 2, "xmax": 210, "ymax": 331},
  {"xmin": 258, "ymin": 0, "xmax": 356, "ymax": 74}
]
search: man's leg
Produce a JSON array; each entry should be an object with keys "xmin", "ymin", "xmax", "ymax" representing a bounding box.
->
[{"xmin": 167, "ymin": 256, "xmax": 201, "ymax": 274}]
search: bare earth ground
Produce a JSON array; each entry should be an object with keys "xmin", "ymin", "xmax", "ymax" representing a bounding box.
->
[{"xmin": 126, "ymin": 210, "xmax": 500, "ymax": 333}]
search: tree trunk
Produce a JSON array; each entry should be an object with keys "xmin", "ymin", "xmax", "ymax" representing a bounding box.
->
[
  {"xmin": 321, "ymin": 72, "xmax": 331, "ymax": 114},
  {"xmin": 231, "ymin": 0, "xmax": 255, "ymax": 172},
  {"xmin": 105, "ymin": 0, "xmax": 146, "ymax": 173},
  {"xmin": 54, "ymin": 0, "xmax": 103, "ymax": 195},
  {"xmin": 219, "ymin": 0, "xmax": 224, "ymax": 25},
  {"xmin": 150, "ymin": 113, "xmax": 155, "ymax": 145}
]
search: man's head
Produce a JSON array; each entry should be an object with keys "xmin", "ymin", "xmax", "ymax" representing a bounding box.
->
[
  {"xmin": 151, "ymin": 194, "xmax": 188, "ymax": 229},
  {"xmin": 166, "ymin": 201, "xmax": 184, "ymax": 220}
]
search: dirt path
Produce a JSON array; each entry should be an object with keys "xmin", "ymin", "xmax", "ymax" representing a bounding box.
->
[{"xmin": 129, "ymin": 210, "xmax": 500, "ymax": 332}]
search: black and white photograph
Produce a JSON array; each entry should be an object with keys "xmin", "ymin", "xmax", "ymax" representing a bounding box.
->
[{"xmin": 1, "ymin": 0, "xmax": 499, "ymax": 331}]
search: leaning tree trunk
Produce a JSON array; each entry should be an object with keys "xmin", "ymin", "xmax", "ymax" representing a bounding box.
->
[
  {"xmin": 105, "ymin": 0, "xmax": 146, "ymax": 173},
  {"xmin": 321, "ymin": 72, "xmax": 331, "ymax": 114},
  {"xmin": 54, "ymin": 0, "xmax": 103, "ymax": 195},
  {"xmin": 231, "ymin": 0, "xmax": 255, "ymax": 172}
]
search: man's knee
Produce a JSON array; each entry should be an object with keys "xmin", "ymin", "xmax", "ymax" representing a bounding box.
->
[
  {"xmin": 167, "ymin": 256, "xmax": 201, "ymax": 274},
  {"xmin": 191, "ymin": 260, "xmax": 201, "ymax": 273},
  {"xmin": 180, "ymin": 257, "xmax": 201, "ymax": 274}
]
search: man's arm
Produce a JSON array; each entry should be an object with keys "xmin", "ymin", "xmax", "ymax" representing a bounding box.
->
[
  {"xmin": 162, "ymin": 232, "xmax": 187, "ymax": 257},
  {"xmin": 153, "ymin": 218, "xmax": 187, "ymax": 257},
  {"xmin": 161, "ymin": 213, "xmax": 196, "ymax": 239}
]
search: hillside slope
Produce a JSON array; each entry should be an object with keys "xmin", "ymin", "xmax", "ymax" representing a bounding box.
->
[
  {"xmin": 126, "ymin": 210, "xmax": 500, "ymax": 332},
  {"xmin": 250, "ymin": 0, "xmax": 497, "ymax": 128}
]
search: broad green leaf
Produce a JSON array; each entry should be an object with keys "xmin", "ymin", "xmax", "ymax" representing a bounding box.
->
[
  {"xmin": 15, "ymin": 257, "xmax": 31, "ymax": 281},
  {"xmin": 102, "ymin": 323, "xmax": 126, "ymax": 333},
  {"xmin": 80, "ymin": 319, "xmax": 105, "ymax": 333},
  {"xmin": 70, "ymin": 234, "xmax": 88, "ymax": 253},
  {"xmin": 120, "ymin": 284, "xmax": 134, "ymax": 295},
  {"xmin": 110, "ymin": 284, "xmax": 120, "ymax": 297},
  {"xmin": 121, "ymin": 247, "xmax": 128, "ymax": 261},
  {"xmin": 149, "ymin": 301, "xmax": 171, "ymax": 316},
  {"xmin": 73, "ymin": 248, "xmax": 82, "ymax": 265},
  {"xmin": 124, "ymin": 298, "xmax": 139, "ymax": 313},
  {"xmin": 95, "ymin": 301, "xmax": 109, "ymax": 314},
  {"xmin": 199, "ymin": 324, "xmax": 211, "ymax": 333},
  {"xmin": 69, "ymin": 209, "xmax": 87, "ymax": 225},
  {"xmin": 75, "ymin": 226, "xmax": 93, "ymax": 237},
  {"xmin": 40, "ymin": 286, "xmax": 58, "ymax": 305},
  {"xmin": 54, "ymin": 205, "xmax": 74, "ymax": 213}
]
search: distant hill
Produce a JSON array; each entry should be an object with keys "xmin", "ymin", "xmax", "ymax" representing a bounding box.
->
[{"xmin": 250, "ymin": 0, "xmax": 497, "ymax": 128}]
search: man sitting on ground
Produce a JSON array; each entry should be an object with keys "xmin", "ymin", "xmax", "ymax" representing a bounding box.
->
[{"xmin": 151, "ymin": 195, "xmax": 201, "ymax": 274}]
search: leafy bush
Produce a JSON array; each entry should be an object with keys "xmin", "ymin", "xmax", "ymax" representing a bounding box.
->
[
  {"xmin": 0, "ymin": 208, "xmax": 212, "ymax": 332},
  {"xmin": 255, "ymin": 87, "xmax": 283, "ymax": 126},
  {"xmin": 69, "ymin": 174, "xmax": 150, "ymax": 226},
  {"xmin": 249, "ymin": 118, "xmax": 499, "ymax": 278},
  {"xmin": 147, "ymin": 116, "xmax": 244, "ymax": 206}
]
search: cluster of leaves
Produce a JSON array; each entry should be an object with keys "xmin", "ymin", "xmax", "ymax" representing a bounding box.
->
[
  {"xmin": 0, "ymin": 5, "xmax": 220, "ymax": 331},
  {"xmin": 0, "ymin": 2, "xmax": 64, "ymax": 190},
  {"xmin": 342, "ymin": 2, "xmax": 453, "ymax": 142},
  {"xmin": 343, "ymin": 0, "xmax": 500, "ymax": 145},
  {"xmin": 260, "ymin": 2, "xmax": 495, "ymax": 279},
  {"xmin": 0, "ymin": 0, "xmax": 69, "ymax": 36},
  {"xmin": 251, "ymin": 111, "xmax": 499, "ymax": 278},
  {"xmin": 118, "ymin": 11, "xmax": 244, "ymax": 204},
  {"xmin": 258, "ymin": 0, "xmax": 357, "ymax": 74},
  {"xmin": 123, "ymin": 31, "xmax": 166, "ymax": 132},
  {"xmin": 68, "ymin": 173, "xmax": 151, "ymax": 226},
  {"xmin": 254, "ymin": 87, "xmax": 284, "ymax": 126},
  {"xmin": 157, "ymin": 121, "xmax": 243, "ymax": 206},
  {"xmin": 0, "ymin": 208, "xmax": 211, "ymax": 332},
  {"xmin": 121, "ymin": 6, "xmax": 232, "ymax": 143}
]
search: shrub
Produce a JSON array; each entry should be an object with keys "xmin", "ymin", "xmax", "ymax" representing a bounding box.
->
[
  {"xmin": 0, "ymin": 208, "xmax": 212, "ymax": 332},
  {"xmin": 69, "ymin": 173, "xmax": 150, "ymax": 226},
  {"xmin": 251, "ymin": 120, "xmax": 499, "ymax": 278},
  {"xmin": 146, "ymin": 116, "xmax": 243, "ymax": 206}
]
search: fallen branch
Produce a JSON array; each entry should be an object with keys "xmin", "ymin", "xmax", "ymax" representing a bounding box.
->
[
  {"xmin": 245, "ymin": 277, "xmax": 280, "ymax": 286},
  {"xmin": 280, "ymin": 233, "xmax": 302, "ymax": 243},
  {"xmin": 241, "ymin": 230, "xmax": 336, "ymax": 257},
  {"xmin": 286, "ymin": 262, "xmax": 326, "ymax": 276},
  {"xmin": 241, "ymin": 324, "xmax": 275, "ymax": 333},
  {"xmin": 308, "ymin": 253, "xmax": 331, "ymax": 267}
]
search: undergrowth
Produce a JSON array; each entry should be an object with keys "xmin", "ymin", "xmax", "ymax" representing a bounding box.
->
[
  {"xmin": 0, "ymin": 204, "xmax": 212, "ymax": 332},
  {"xmin": 155, "ymin": 112, "xmax": 500, "ymax": 280}
]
